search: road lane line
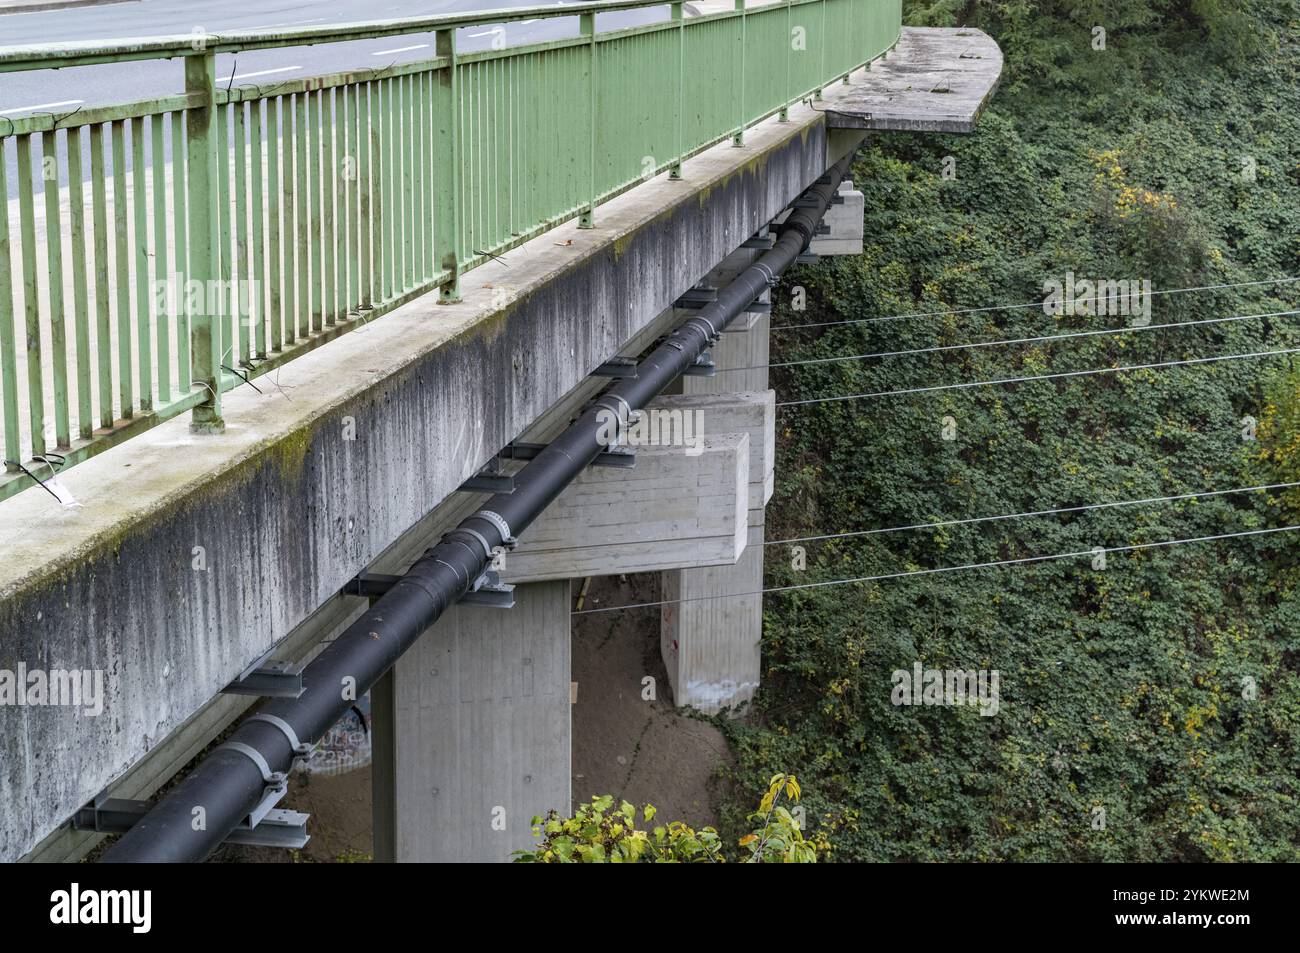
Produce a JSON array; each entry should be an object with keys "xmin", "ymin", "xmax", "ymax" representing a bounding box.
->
[
  {"xmin": 228, "ymin": 66, "xmax": 301, "ymax": 81},
  {"xmin": 0, "ymin": 99, "xmax": 83, "ymax": 115},
  {"xmin": 372, "ymin": 44, "xmax": 429, "ymax": 55}
]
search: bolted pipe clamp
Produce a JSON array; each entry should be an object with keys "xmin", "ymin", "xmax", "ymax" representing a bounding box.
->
[
  {"xmin": 247, "ymin": 713, "xmax": 312, "ymax": 761},
  {"xmin": 472, "ymin": 509, "xmax": 517, "ymax": 549}
]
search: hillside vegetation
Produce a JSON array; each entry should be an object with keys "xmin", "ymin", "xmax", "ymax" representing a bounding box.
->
[{"xmin": 724, "ymin": 0, "xmax": 1300, "ymax": 860}]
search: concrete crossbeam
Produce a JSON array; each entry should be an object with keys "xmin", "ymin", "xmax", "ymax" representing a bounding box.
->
[
  {"xmin": 647, "ymin": 390, "xmax": 774, "ymax": 514},
  {"xmin": 501, "ymin": 433, "xmax": 749, "ymax": 584}
]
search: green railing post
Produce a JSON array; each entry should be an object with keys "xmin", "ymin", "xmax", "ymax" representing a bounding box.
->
[
  {"xmin": 733, "ymin": 0, "xmax": 745, "ymax": 147},
  {"xmin": 185, "ymin": 48, "xmax": 224, "ymax": 433},
  {"xmin": 780, "ymin": 0, "xmax": 791, "ymax": 121},
  {"xmin": 435, "ymin": 29, "xmax": 462, "ymax": 303},
  {"xmin": 670, "ymin": 2, "xmax": 684, "ymax": 179},
  {"xmin": 578, "ymin": 11, "xmax": 596, "ymax": 229},
  {"xmin": 0, "ymin": 146, "xmax": 19, "ymax": 471}
]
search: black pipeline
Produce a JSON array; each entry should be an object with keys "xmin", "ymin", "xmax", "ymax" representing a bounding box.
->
[{"xmin": 101, "ymin": 148, "xmax": 858, "ymax": 862}]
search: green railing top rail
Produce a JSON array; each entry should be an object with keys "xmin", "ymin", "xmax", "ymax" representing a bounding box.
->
[{"xmin": 0, "ymin": 0, "xmax": 815, "ymax": 72}]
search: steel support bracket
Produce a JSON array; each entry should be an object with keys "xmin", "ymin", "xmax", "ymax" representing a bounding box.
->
[
  {"xmin": 343, "ymin": 571, "xmax": 403, "ymax": 599},
  {"xmin": 458, "ymin": 458, "xmax": 514, "ymax": 494},
  {"xmin": 501, "ymin": 442, "xmax": 635, "ymax": 469},
  {"xmin": 221, "ymin": 649, "xmax": 306, "ymax": 699},
  {"xmin": 682, "ymin": 351, "xmax": 716, "ymax": 377},
  {"xmin": 796, "ymin": 251, "xmax": 820, "ymax": 265},
  {"xmin": 72, "ymin": 791, "xmax": 310, "ymax": 850},
  {"xmin": 460, "ymin": 569, "xmax": 515, "ymax": 608},
  {"xmin": 592, "ymin": 356, "xmax": 639, "ymax": 379},
  {"xmin": 741, "ymin": 234, "xmax": 774, "ymax": 249},
  {"xmin": 674, "ymin": 287, "xmax": 718, "ymax": 310}
]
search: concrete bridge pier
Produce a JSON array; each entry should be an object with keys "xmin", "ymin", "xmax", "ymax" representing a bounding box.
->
[
  {"xmin": 660, "ymin": 244, "xmax": 774, "ymax": 715},
  {"xmin": 374, "ymin": 581, "xmax": 572, "ymax": 863}
]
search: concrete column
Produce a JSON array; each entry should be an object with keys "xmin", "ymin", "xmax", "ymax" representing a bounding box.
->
[
  {"xmin": 660, "ymin": 241, "xmax": 772, "ymax": 713},
  {"xmin": 380, "ymin": 580, "xmax": 571, "ymax": 862}
]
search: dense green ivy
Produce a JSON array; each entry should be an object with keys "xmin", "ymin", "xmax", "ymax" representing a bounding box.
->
[{"xmin": 723, "ymin": 0, "xmax": 1300, "ymax": 861}]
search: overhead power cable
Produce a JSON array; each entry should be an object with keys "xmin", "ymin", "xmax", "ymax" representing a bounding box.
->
[
  {"xmin": 572, "ymin": 525, "xmax": 1300, "ymax": 615},
  {"xmin": 776, "ymin": 346, "xmax": 1300, "ymax": 408},
  {"xmin": 715, "ymin": 308, "xmax": 1300, "ymax": 375},
  {"xmin": 766, "ymin": 481, "xmax": 1300, "ymax": 546},
  {"xmin": 768, "ymin": 275, "xmax": 1300, "ymax": 333}
]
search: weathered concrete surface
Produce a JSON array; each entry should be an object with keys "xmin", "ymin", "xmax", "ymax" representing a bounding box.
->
[
  {"xmin": 389, "ymin": 580, "xmax": 571, "ymax": 862},
  {"xmin": 0, "ymin": 88, "xmax": 845, "ymax": 859},
  {"xmin": 818, "ymin": 27, "xmax": 1003, "ymax": 133},
  {"xmin": 503, "ymin": 433, "xmax": 749, "ymax": 583}
]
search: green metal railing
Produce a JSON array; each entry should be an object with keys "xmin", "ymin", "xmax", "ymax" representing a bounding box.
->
[{"xmin": 0, "ymin": 0, "xmax": 900, "ymax": 501}]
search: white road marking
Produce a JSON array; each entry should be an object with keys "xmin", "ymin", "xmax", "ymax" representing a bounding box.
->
[
  {"xmin": 521, "ymin": 18, "xmax": 540, "ymax": 24},
  {"xmin": 228, "ymin": 66, "xmax": 301, "ymax": 81},
  {"xmin": 372, "ymin": 43, "xmax": 428, "ymax": 55},
  {"xmin": 468, "ymin": 29, "xmax": 502, "ymax": 37},
  {"xmin": 0, "ymin": 99, "xmax": 83, "ymax": 115}
]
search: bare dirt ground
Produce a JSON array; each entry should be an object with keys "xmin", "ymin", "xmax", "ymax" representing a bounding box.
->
[{"xmin": 217, "ymin": 571, "xmax": 735, "ymax": 862}]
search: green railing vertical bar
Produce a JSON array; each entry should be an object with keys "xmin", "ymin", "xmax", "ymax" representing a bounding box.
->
[
  {"xmin": 406, "ymin": 71, "xmax": 417, "ymax": 291},
  {"xmin": 171, "ymin": 111, "xmax": 190, "ymax": 391},
  {"xmin": 347, "ymin": 83, "xmax": 360, "ymax": 311},
  {"xmin": 66, "ymin": 127, "xmax": 93, "ymax": 438},
  {"xmin": 322, "ymin": 88, "xmax": 336, "ymax": 327},
  {"xmin": 17, "ymin": 135, "xmax": 45, "ymax": 456},
  {"xmin": 294, "ymin": 92, "xmax": 309, "ymax": 341},
  {"xmin": 377, "ymin": 78, "xmax": 390, "ymax": 304},
  {"xmin": 359, "ymin": 81, "xmax": 373, "ymax": 308},
  {"xmin": 110, "ymin": 122, "xmax": 132, "ymax": 419},
  {"xmin": 267, "ymin": 97, "xmax": 282, "ymax": 351},
  {"xmin": 130, "ymin": 117, "xmax": 151, "ymax": 412},
  {"xmin": 282, "ymin": 95, "xmax": 297, "ymax": 346},
  {"xmin": 150, "ymin": 116, "xmax": 171, "ymax": 405},
  {"xmin": 307, "ymin": 90, "xmax": 321, "ymax": 334},
  {"xmin": 579, "ymin": 12, "xmax": 595, "ymax": 229},
  {"xmin": 0, "ymin": 143, "xmax": 19, "ymax": 468},
  {"xmin": 16, "ymin": 136, "xmax": 43, "ymax": 457},
  {"xmin": 418, "ymin": 72, "xmax": 429, "ymax": 282},
  {"xmin": 671, "ymin": 2, "xmax": 684, "ymax": 177},
  {"xmin": 335, "ymin": 85, "xmax": 348, "ymax": 319},
  {"xmin": 385, "ymin": 75, "xmax": 397, "ymax": 297},
  {"xmin": 41, "ymin": 129, "xmax": 70, "ymax": 447},
  {"xmin": 781, "ymin": 0, "xmax": 791, "ymax": 119},
  {"xmin": 185, "ymin": 51, "xmax": 223, "ymax": 432},
  {"xmin": 434, "ymin": 32, "xmax": 460, "ymax": 302},
  {"xmin": 89, "ymin": 123, "xmax": 113, "ymax": 430},
  {"xmin": 215, "ymin": 104, "xmax": 233, "ymax": 374},
  {"xmin": 734, "ymin": 0, "xmax": 746, "ymax": 147},
  {"xmin": 250, "ymin": 98, "xmax": 266, "ymax": 357},
  {"xmin": 400, "ymin": 73, "xmax": 411, "ymax": 292},
  {"xmin": 233, "ymin": 102, "xmax": 250, "ymax": 362}
]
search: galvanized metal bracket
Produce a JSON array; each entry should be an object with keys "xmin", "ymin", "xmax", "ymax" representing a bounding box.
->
[
  {"xmin": 682, "ymin": 350, "xmax": 716, "ymax": 377},
  {"xmin": 71, "ymin": 790, "xmax": 310, "ymax": 850},
  {"xmin": 343, "ymin": 571, "xmax": 403, "ymax": 599},
  {"xmin": 460, "ymin": 569, "xmax": 515, "ymax": 609},
  {"xmin": 674, "ymin": 287, "xmax": 718, "ymax": 310},
  {"xmin": 458, "ymin": 457, "xmax": 514, "ymax": 494},
  {"xmin": 592, "ymin": 356, "xmax": 638, "ymax": 379},
  {"xmin": 222, "ymin": 649, "xmax": 306, "ymax": 699},
  {"xmin": 742, "ymin": 234, "xmax": 774, "ymax": 249},
  {"xmin": 501, "ymin": 441, "xmax": 635, "ymax": 469},
  {"xmin": 796, "ymin": 251, "xmax": 820, "ymax": 265}
]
